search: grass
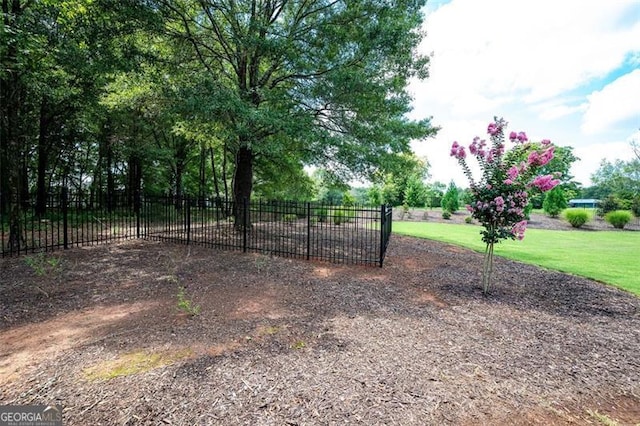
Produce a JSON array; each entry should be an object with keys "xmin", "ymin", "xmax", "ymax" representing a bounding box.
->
[
  {"xmin": 83, "ymin": 348, "xmax": 193, "ymax": 381},
  {"xmin": 393, "ymin": 221, "xmax": 640, "ymax": 296},
  {"xmin": 586, "ymin": 410, "xmax": 620, "ymax": 426}
]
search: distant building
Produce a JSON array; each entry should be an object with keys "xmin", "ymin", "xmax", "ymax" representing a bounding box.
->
[{"xmin": 569, "ymin": 199, "xmax": 600, "ymax": 208}]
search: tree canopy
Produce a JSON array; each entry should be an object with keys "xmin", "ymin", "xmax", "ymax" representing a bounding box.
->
[{"xmin": 1, "ymin": 0, "xmax": 437, "ymax": 243}]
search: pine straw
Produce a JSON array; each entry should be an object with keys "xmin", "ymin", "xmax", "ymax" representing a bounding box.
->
[{"xmin": 1, "ymin": 235, "xmax": 639, "ymax": 425}]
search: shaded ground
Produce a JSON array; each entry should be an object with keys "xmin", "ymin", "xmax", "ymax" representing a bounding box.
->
[{"xmin": 1, "ymin": 229, "xmax": 639, "ymax": 425}]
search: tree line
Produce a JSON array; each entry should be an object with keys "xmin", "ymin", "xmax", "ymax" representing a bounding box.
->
[{"xmin": 1, "ymin": 0, "xmax": 436, "ymax": 249}]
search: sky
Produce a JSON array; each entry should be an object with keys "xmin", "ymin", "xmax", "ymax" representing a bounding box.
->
[{"xmin": 408, "ymin": 0, "xmax": 640, "ymax": 188}]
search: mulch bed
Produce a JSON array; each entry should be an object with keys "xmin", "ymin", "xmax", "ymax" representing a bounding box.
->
[{"xmin": 1, "ymin": 219, "xmax": 639, "ymax": 425}]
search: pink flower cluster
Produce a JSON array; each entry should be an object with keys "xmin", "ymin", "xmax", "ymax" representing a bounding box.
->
[
  {"xmin": 511, "ymin": 220, "xmax": 527, "ymax": 240},
  {"xmin": 450, "ymin": 141, "xmax": 466, "ymax": 159},
  {"xmin": 531, "ymin": 174, "xmax": 560, "ymax": 192},
  {"xmin": 509, "ymin": 131, "xmax": 528, "ymax": 143},
  {"xmin": 527, "ymin": 146, "xmax": 554, "ymax": 167},
  {"xmin": 467, "ymin": 191, "xmax": 527, "ymax": 219},
  {"xmin": 487, "ymin": 121, "xmax": 504, "ymax": 136}
]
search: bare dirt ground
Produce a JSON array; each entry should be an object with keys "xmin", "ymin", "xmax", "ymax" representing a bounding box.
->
[{"xmin": 1, "ymin": 214, "xmax": 639, "ymax": 425}]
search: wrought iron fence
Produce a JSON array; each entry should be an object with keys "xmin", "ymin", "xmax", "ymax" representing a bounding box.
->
[{"xmin": 1, "ymin": 191, "xmax": 393, "ymax": 266}]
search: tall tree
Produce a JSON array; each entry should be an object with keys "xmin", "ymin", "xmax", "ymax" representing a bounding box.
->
[
  {"xmin": 590, "ymin": 158, "xmax": 640, "ymax": 200},
  {"xmin": 159, "ymin": 0, "xmax": 436, "ymax": 226}
]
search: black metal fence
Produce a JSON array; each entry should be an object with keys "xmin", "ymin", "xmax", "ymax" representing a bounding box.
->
[{"xmin": 0, "ymin": 191, "xmax": 393, "ymax": 266}]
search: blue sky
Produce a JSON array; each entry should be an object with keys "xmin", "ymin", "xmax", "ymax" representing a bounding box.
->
[{"xmin": 408, "ymin": 0, "xmax": 640, "ymax": 187}]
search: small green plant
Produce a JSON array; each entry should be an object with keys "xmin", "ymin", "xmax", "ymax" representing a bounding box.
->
[
  {"xmin": 333, "ymin": 209, "xmax": 344, "ymax": 225},
  {"xmin": 597, "ymin": 196, "xmax": 620, "ymax": 217},
  {"xmin": 564, "ymin": 208, "xmax": 591, "ymax": 228},
  {"xmin": 177, "ymin": 286, "xmax": 201, "ymax": 316},
  {"xmin": 309, "ymin": 216, "xmax": 318, "ymax": 226},
  {"xmin": 586, "ymin": 409, "xmax": 619, "ymax": 426},
  {"xmin": 442, "ymin": 210, "xmax": 451, "ymax": 220},
  {"xmin": 24, "ymin": 252, "xmax": 62, "ymax": 276},
  {"xmin": 399, "ymin": 203, "xmax": 411, "ymax": 220},
  {"xmin": 316, "ymin": 208, "xmax": 328, "ymax": 223},
  {"xmin": 282, "ymin": 214, "xmax": 298, "ymax": 222},
  {"xmin": 292, "ymin": 340, "xmax": 306, "ymax": 350},
  {"xmin": 605, "ymin": 210, "xmax": 632, "ymax": 229},
  {"xmin": 344, "ymin": 207, "xmax": 356, "ymax": 223},
  {"xmin": 464, "ymin": 216, "xmax": 473, "ymax": 224}
]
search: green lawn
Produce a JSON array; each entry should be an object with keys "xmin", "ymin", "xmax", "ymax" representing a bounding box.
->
[{"xmin": 393, "ymin": 221, "xmax": 640, "ymax": 296}]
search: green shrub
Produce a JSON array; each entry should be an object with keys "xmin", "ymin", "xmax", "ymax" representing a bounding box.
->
[
  {"xmin": 464, "ymin": 216, "xmax": 473, "ymax": 224},
  {"xmin": 344, "ymin": 207, "xmax": 356, "ymax": 222},
  {"xmin": 316, "ymin": 208, "xmax": 328, "ymax": 222},
  {"xmin": 564, "ymin": 208, "xmax": 590, "ymax": 228},
  {"xmin": 442, "ymin": 210, "xmax": 451, "ymax": 220},
  {"xmin": 441, "ymin": 182, "xmax": 460, "ymax": 213},
  {"xmin": 632, "ymin": 197, "xmax": 640, "ymax": 218},
  {"xmin": 605, "ymin": 210, "xmax": 632, "ymax": 229},
  {"xmin": 282, "ymin": 214, "xmax": 297, "ymax": 222},
  {"xmin": 542, "ymin": 186, "xmax": 567, "ymax": 218},
  {"xmin": 333, "ymin": 209, "xmax": 344, "ymax": 225},
  {"xmin": 597, "ymin": 196, "xmax": 620, "ymax": 217}
]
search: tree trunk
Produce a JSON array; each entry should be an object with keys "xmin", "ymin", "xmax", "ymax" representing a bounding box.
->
[
  {"xmin": 128, "ymin": 154, "xmax": 141, "ymax": 210},
  {"xmin": 106, "ymin": 139, "xmax": 115, "ymax": 211},
  {"xmin": 4, "ymin": 70, "xmax": 25, "ymax": 252},
  {"xmin": 198, "ymin": 143, "xmax": 206, "ymax": 207},
  {"xmin": 233, "ymin": 146, "xmax": 253, "ymax": 228},
  {"xmin": 1, "ymin": 0, "xmax": 25, "ymax": 246},
  {"xmin": 35, "ymin": 98, "xmax": 51, "ymax": 216},
  {"xmin": 175, "ymin": 161, "xmax": 183, "ymax": 210}
]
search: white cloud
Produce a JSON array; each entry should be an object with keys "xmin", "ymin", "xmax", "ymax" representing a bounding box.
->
[
  {"xmin": 412, "ymin": 0, "xmax": 640, "ymax": 119},
  {"xmin": 532, "ymin": 100, "xmax": 588, "ymax": 121},
  {"xmin": 572, "ymin": 141, "xmax": 636, "ymax": 185},
  {"xmin": 408, "ymin": 0, "xmax": 640, "ymax": 188},
  {"xmin": 581, "ymin": 69, "xmax": 640, "ymax": 135}
]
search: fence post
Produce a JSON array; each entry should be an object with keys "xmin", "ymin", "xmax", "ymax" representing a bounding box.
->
[
  {"xmin": 306, "ymin": 202, "xmax": 311, "ymax": 260},
  {"xmin": 62, "ymin": 187, "xmax": 69, "ymax": 250},
  {"xmin": 379, "ymin": 204, "xmax": 385, "ymax": 267},
  {"xmin": 186, "ymin": 197, "xmax": 191, "ymax": 245},
  {"xmin": 135, "ymin": 189, "xmax": 141, "ymax": 239},
  {"xmin": 243, "ymin": 197, "xmax": 248, "ymax": 252}
]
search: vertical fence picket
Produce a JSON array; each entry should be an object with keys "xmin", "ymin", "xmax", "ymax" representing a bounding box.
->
[
  {"xmin": 243, "ymin": 197, "xmax": 248, "ymax": 253},
  {"xmin": 62, "ymin": 187, "xmax": 69, "ymax": 250},
  {"xmin": 306, "ymin": 202, "xmax": 311, "ymax": 261},
  {"xmin": 186, "ymin": 197, "xmax": 191, "ymax": 245}
]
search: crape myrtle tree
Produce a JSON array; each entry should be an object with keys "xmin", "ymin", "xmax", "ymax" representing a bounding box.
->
[
  {"xmin": 451, "ymin": 118, "xmax": 560, "ymax": 294},
  {"xmin": 158, "ymin": 0, "xmax": 436, "ymax": 227},
  {"xmin": 504, "ymin": 143, "xmax": 579, "ymax": 209}
]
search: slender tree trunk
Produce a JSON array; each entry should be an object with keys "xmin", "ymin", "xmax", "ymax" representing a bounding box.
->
[
  {"xmin": 222, "ymin": 142, "xmax": 230, "ymax": 208},
  {"xmin": 106, "ymin": 142, "xmax": 114, "ymax": 209},
  {"xmin": 35, "ymin": 98, "xmax": 51, "ymax": 216},
  {"xmin": 210, "ymin": 146, "xmax": 226, "ymax": 218},
  {"xmin": 2, "ymin": 0, "xmax": 25, "ymax": 249},
  {"xmin": 20, "ymin": 155, "xmax": 29, "ymax": 208},
  {"xmin": 198, "ymin": 143, "xmax": 206, "ymax": 207},
  {"xmin": 233, "ymin": 145, "xmax": 253, "ymax": 229},
  {"xmin": 5, "ymin": 72, "xmax": 25, "ymax": 252},
  {"xmin": 482, "ymin": 241, "xmax": 495, "ymax": 295},
  {"xmin": 174, "ymin": 138, "xmax": 187, "ymax": 210},
  {"xmin": 128, "ymin": 154, "xmax": 141, "ymax": 209},
  {"xmin": 175, "ymin": 162, "xmax": 183, "ymax": 210}
]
